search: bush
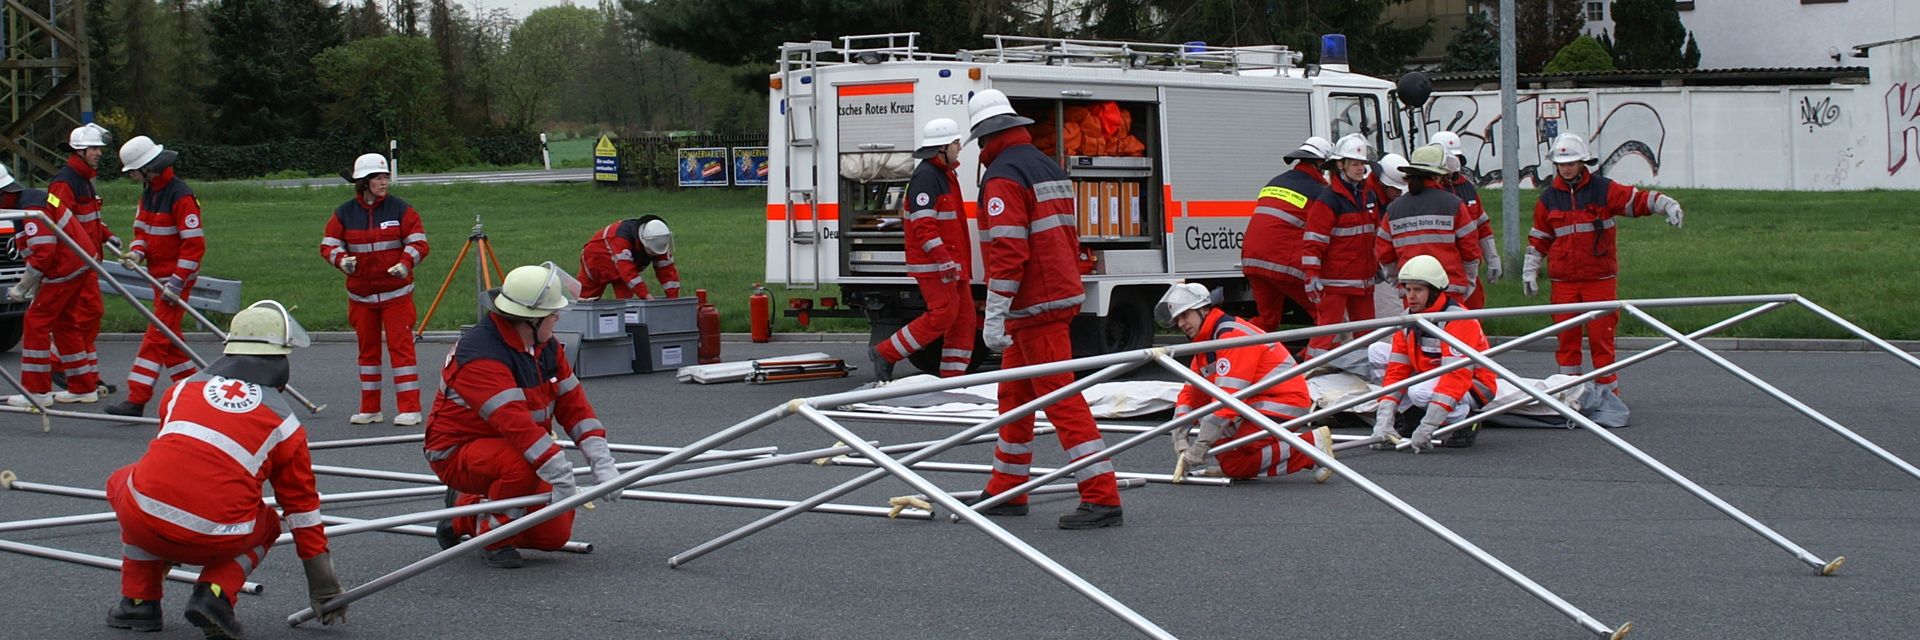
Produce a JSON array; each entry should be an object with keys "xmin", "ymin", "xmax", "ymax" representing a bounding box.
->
[
  {"xmin": 1543, "ymin": 36, "xmax": 1618, "ymax": 74},
  {"xmin": 467, "ymin": 135, "xmax": 543, "ymax": 166}
]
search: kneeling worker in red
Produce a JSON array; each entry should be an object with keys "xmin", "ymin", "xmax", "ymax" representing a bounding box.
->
[
  {"xmin": 1368, "ymin": 255, "xmax": 1499, "ymax": 452},
  {"xmin": 106, "ymin": 301, "xmax": 347, "ymax": 637},
  {"xmin": 424, "ymin": 263, "xmax": 621, "ymax": 568},
  {"xmin": 1156, "ymin": 283, "xmax": 1334, "ymax": 483}
]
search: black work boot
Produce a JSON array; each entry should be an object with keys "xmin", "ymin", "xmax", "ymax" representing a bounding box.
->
[
  {"xmin": 868, "ymin": 346, "xmax": 895, "ymax": 383},
  {"xmin": 435, "ymin": 489, "xmax": 463, "ymax": 550},
  {"xmin": 963, "ymin": 492, "xmax": 1028, "ymax": 517},
  {"xmin": 106, "ymin": 597, "xmax": 162, "ymax": 632},
  {"xmin": 1057, "ymin": 502, "xmax": 1124, "ymax": 530},
  {"xmin": 1439, "ymin": 423, "xmax": 1480, "ymax": 448},
  {"xmin": 183, "ymin": 583, "xmax": 243, "ymax": 640},
  {"xmin": 104, "ymin": 400, "xmax": 145, "ymax": 417},
  {"xmin": 480, "ymin": 546, "xmax": 523, "ymax": 569}
]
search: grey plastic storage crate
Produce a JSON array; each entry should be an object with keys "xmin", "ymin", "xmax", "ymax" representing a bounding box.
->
[
  {"xmin": 574, "ymin": 335, "xmax": 636, "ymax": 378},
  {"xmin": 623, "ymin": 297, "xmax": 697, "ymax": 335},
  {"xmin": 554, "ymin": 299, "xmax": 631, "ymax": 340},
  {"xmin": 631, "ymin": 329, "xmax": 697, "ymax": 373}
]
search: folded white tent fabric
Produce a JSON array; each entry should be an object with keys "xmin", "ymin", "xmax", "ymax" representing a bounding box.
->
[
  {"xmin": 841, "ymin": 372, "xmax": 1596, "ymax": 424},
  {"xmin": 677, "ymin": 353, "xmax": 835, "ymax": 384}
]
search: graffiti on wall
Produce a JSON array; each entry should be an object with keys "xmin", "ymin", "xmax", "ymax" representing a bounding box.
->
[
  {"xmin": 1414, "ymin": 94, "xmax": 1667, "ymax": 188},
  {"xmin": 1799, "ymin": 96, "xmax": 1842, "ymax": 131},
  {"xmin": 1887, "ymin": 81, "xmax": 1920, "ymax": 175}
]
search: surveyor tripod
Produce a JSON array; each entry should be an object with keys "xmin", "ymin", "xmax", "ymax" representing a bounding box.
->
[{"xmin": 415, "ymin": 214, "xmax": 507, "ymax": 338}]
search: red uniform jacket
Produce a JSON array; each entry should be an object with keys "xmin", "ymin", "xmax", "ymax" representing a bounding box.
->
[
  {"xmin": 131, "ymin": 168, "xmax": 205, "ymax": 287},
  {"xmin": 1378, "ymin": 295, "xmax": 1497, "ymax": 415},
  {"xmin": 582, "ymin": 219, "xmax": 680, "ymax": 298},
  {"xmin": 320, "ymin": 195, "xmax": 428, "ymax": 306},
  {"xmin": 1376, "ymin": 178, "xmax": 1483, "ymax": 296},
  {"xmin": 424, "ymin": 314, "xmax": 605, "ymax": 473},
  {"xmin": 1301, "ymin": 176, "xmax": 1381, "ymax": 294},
  {"xmin": 1443, "ymin": 173, "xmax": 1492, "ymax": 250},
  {"xmin": 1174, "ymin": 308, "xmax": 1313, "ymax": 423},
  {"xmin": 1242, "ymin": 164, "xmax": 1326, "ymax": 282},
  {"xmin": 129, "ymin": 372, "xmax": 328, "ymax": 558},
  {"xmin": 1528, "ymin": 170, "xmax": 1661, "ymax": 282},
  {"xmin": 15, "ymin": 189, "xmax": 97, "ymax": 282},
  {"xmin": 977, "ymin": 128, "xmax": 1084, "ymax": 331},
  {"xmin": 49, "ymin": 155, "xmax": 113, "ymax": 253},
  {"xmin": 903, "ymin": 155, "xmax": 972, "ymax": 277}
]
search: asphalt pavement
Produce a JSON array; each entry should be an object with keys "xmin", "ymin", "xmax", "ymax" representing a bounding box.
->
[{"xmin": 2, "ymin": 337, "xmax": 1917, "ymax": 639}]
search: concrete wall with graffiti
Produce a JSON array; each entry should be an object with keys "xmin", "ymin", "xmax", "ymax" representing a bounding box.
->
[{"xmin": 1413, "ymin": 36, "xmax": 1920, "ymax": 191}]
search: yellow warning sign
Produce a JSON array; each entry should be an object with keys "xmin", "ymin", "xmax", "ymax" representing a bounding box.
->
[{"xmin": 593, "ymin": 134, "xmax": 619, "ymax": 182}]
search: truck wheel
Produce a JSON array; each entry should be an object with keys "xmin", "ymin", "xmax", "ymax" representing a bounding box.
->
[
  {"xmin": 0, "ymin": 316, "xmax": 20, "ymax": 353},
  {"xmin": 1102, "ymin": 294, "xmax": 1155, "ymax": 354}
]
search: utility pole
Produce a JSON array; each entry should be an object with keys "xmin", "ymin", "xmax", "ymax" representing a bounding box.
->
[{"xmin": 1499, "ymin": 0, "xmax": 1521, "ymax": 263}]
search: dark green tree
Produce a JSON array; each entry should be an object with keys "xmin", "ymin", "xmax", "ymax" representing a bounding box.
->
[
  {"xmin": 1442, "ymin": 4, "xmax": 1499, "ymax": 72},
  {"xmin": 1502, "ymin": 0, "xmax": 1585, "ymax": 72},
  {"xmin": 204, "ymin": 0, "xmax": 343, "ymax": 142},
  {"xmin": 345, "ymin": 0, "xmax": 390, "ymax": 40},
  {"xmin": 314, "ymin": 35, "xmax": 463, "ymax": 165},
  {"xmin": 1682, "ymin": 32, "xmax": 1702, "ymax": 68},
  {"xmin": 631, "ymin": 0, "xmax": 1035, "ymax": 69},
  {"xmin": 1542, "ymin": 35, "xmax": 1615, "ymax": 73},
  {"xmin": 1610, "ymin": 0, "xmax": 1694, "ymax": 69}
]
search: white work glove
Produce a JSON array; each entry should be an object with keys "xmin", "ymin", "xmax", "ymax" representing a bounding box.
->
[
  {"xmin": 1653, "ymin": 193, "xmax": 1683, "ymax": 228},
  {"xmin": 1481, "ymin": 237, "xmax": 1503, "ymax": 283},
  {"xmin": 161, "ymin": 275, "xmax": 186, "ymax": 300},
  {"xmin": 1169, "ymin": 421, "xmax": 1192, "ymax": 457},
  {"xmin": 1174, "ymin": 414, "xmax": 1230, "ymax": 481},
  {"xmin": 301, "ymin": 552, "xmax": 348, "ymax": 626},
  {"xmin": 1462, "ymin": 261, "xmax": 1481, "ymax": 298},
  {"xmin": 578, "ymin": 436, "xmax": 621, "ymax": 505},
  {"xmin": 1370, "ymin": 403, "xmax": 1401, "ymax": 449},
  {"xmin": 387, "ymin": 262, "xmax": 409, "ymax": 279},
  {"xmin": 982, "ymin": 293, "xmax": 1013, "ymax": 352},
  {"xmin": 1304, "ymin": 275, "xmax": 1324, "ymax": 305},
  {"xmin": 340, "ymin": 255, "xmax": 358, "ymax": 274},
  {"xmin": 1409, "ymin": 402, "xmax": 1450, "ymax": 453},
  {"xmin": 534, "ymin": 455, "xmax": 578, "ymax": 505},
  {"xmin": 119, "ymin": 251, "xmax": 144, "ymax": 270},
  {"xmin": 1521, "ymin": 252, "xmax": 1542, "ymax": 298},
  {"xmin": 7, "ymin": 268, "xmax": 41, "ymax": 302},
  {"xmin": 938, "ymin": 261, "xmax": 963, "ymax": 284}
]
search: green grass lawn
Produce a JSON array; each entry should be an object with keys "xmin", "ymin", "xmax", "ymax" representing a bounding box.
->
[
  {"xmin": 81, "ymin": 182, "xmax": 1920, "ymax": 340},
  {"xmin": 88, "ymin": 182, "xmax": 856, "ymax": 334}
]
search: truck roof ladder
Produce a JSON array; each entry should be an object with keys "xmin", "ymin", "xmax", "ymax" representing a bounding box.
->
[
  {"xmin": 968, "ymin": 35, "xmax": 1299, "ymax": 75},
  {"xmin": 780, "ymin": 40, "xmax": 831, "ymax": 290}
]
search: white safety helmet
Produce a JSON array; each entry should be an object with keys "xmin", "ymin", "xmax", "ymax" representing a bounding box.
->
[
  {"xmin": 1376, "ymin": 154, "xmax": 1409, "ymax": 193},
  {"xmin": 350, "ymin": 153, "xmax": 391, "ymax": 180},
  {"xmin": 1397, "ymin": 255, "xmax": 1449, "ymax": 292},
  {"xmin": 639, "ymin": 218, "xmax": 673, "ymax": 255},
  {"xmin": 494, "ymin": 262, "xmax": 581, "ymax": 319},
  {"xmin": 68, "ymin": 123, "xmax": 112, "ymax": 150},
  {"xmin": 1332, "ymin": 133, "xmax": 1372, "ymax": 162},
  {"xmin": 118, "ymin": 136, "xmax": 169, "ymax": 173},
  {"xmin": 1284, "ymin": 136, "xmax": 1335, "ymax": 162},
  {"xmin": 0, "ymin": 163, "xmax": 21, "ymax": 194},
  {"xmin": 224, "ymin": 300, "xmax": 312, "ymax": 356},
  {"xmin": 1548, "ymin": 132, "xmax": 1595, "ymax": 165},
  {"xmin": 1153, "ymin": 282, "xmax": 1215, "ymax": 328},
  {"xmin": 1430, "ymin": 131, "xmax": 1464, "ymax": 159},
  {"xmin": 1400, "ymin": 144, "xmax": 1450, "ymax": 178},
  {"xmin": 965, "ymin": 89, "xmax": 1034, "ymax": 143},
  {"xmin": 914, "ymin": 118, "xmax": 964, "ymax": 159}
]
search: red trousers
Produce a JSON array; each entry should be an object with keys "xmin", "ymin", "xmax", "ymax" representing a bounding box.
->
[
  {"xmin": 1305, "ymin": 289, "xmax": 1375, "ymax": 358},
  {"xmin": 578, "ymin": 252, "xmax": 642, "ymax": 299},
  {"xmin": 874, "ymin": 275, "xmax": 975, "ymax": 377},
  {"xmin": 985, "ymin": 319, "xmax": 1121, "ymax": 507},
  {"xmin": 1551, "ymin": 279, "xmax": 1620, "ymax": 387},
  {"xmin": 22, "ymin": 275, "xmax": 101, "ymax": 394},
  {"xmin": 107, "ymin": 466, "xmax": 278, "ymax": 605},
  {"xmin": 349, "ymin": 299, "xmax": 421, "ymax": 414},
  {"xmin": 1465, "ymin": 277, "xmax": 1486, "ymax": 309},
  {"xmin": 1247, "ymin": 273, "xmax": 1311, "ymax": 338},
  {"xmin": 1216, "ymin": 421, "xmax": 1321, "ymax": 479},
  {"xmin": 125, "ymin": 284, "xmax": 196, "ymax": 405},
  {"xmin": 430, "ymin": 438, "xmax": 576, "ymax": 551}
]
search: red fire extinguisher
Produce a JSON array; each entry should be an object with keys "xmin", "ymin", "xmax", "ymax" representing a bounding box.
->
[
  {"xmin": 695, "ymin": 289, "xmax": 722, "ymax": 364},
  {"xmin": 749, "ymin": 284, "xmax": 772, "ymax": 343}
]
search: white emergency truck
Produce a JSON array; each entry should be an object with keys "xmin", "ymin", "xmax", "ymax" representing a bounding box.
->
[{"xmin": 766, "ymin": 33, "xmax": 1398, "ymax": 374}]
